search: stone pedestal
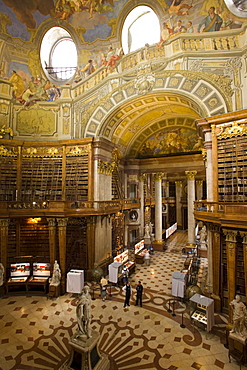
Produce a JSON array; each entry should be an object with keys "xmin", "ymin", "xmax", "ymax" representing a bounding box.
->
[
  {"xmin": 48, "ymin": 282, "xmax": 60, "ymax": 298},
  {"xmin": 152, "ymin": 240, "xmax": 165, "ymax": 251},
  {"xmin": 199, "ymin": 242, "xmax": 208, "ymax": 257},
  {"xmin": 144, "ymin": 236, "xmax": 151, "ymax": 246},
  {"xmin": 62, "ymin": 331, "xmax": 110, "ymax": 370}
]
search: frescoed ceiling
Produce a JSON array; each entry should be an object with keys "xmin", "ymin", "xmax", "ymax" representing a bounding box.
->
[{"xmin": 99, "ymin": 93, "xmax": 202, "ymax": 158}]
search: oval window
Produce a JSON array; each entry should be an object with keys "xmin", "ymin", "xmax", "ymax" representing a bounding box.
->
[
  {"xmin": 224, "ymin": 0, "xmax": 247, "ymax": 17},
  {"xmin": 40, "ymin": 27, "xmax": 78, "ymax": 84},
  {"xmin": 121, "ymin": 6, "xmax": 160, "ymax": 54}
]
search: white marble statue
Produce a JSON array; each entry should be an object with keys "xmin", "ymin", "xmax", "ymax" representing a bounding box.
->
[
  {"xmin": 76, "ymin": 285, "xmax": 92, "ymax": 339},
  {"xmin": 199, "ymin": 225, "xmax": 207, "ymax": 244},
  {"xmin": 230, "ymin": 295, "xmax": 247, "ymax": 337},
  {"xmin": 144, "ymin": 224, "xmax": 150, "ymax": 238},
  {"xmin": 49, "ymin": 260, "xmax": 61, "ymax": 285},
  {"xmin": 0, "ymin": 263, "xmax": 4, "ymax": 286}
]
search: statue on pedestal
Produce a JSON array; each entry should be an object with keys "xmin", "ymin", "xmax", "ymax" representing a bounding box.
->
[
  {"xmin": 49, "ymin": 260, "xmax": 61, "ymax": 285},
  {"xmin": 144, "ymin": 224, "xmax": 150, "ymax": 238},
  {"xmin": 230, "ymin": 295, "xmax": 247, "ymax": 337},
  {"xmin": 0, "ymin": 262, "xmax": 4, "ymax": 286},
  {"xmin": 76, "ymin": 285, "xmax": 92, "ymax": 339},
  {"xmin": 199, "ymin": 225, "xmax": 207, "ymax": 249}
]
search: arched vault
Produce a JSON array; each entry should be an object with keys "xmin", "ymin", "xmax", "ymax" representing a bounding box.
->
[{"xmin": 85, "ymin": 70, "xmax": 231, "ymax": 158}]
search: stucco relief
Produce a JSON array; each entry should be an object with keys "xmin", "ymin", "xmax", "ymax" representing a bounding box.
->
[{"xmin": 16, "ymin": 108, "xmax": 57, "ymax": 136}]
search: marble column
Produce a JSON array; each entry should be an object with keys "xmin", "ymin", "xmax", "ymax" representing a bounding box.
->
[
  {"xmin": 57, "ymin": 217, "xmax": 68, "ymax": 294},
  {"xmin": 223, "ymin": 229, "xmax": 237, "ymax": 323},
  {"xmin": 196, "ymin": 180, "xmax": 203, "ymax": 201},
  {"xmin": 185, "ymin": 170, "xmax": 197, "ymax": 248},
  {"xmin": 153, "ymin": 172, "xmax": 163, "ymax": 243},
  {"xmin": 204, "ymin": 131, "xmax": 213, "ymax": 201},
  {"xmin": 139, "ymin": 173, "xmax": 146, "ymax": 238},
  {"xmin": 175, "ymin": 181, "xmax": 182, "ymax": 229},
  {"xmin": 47, "ymin": 218, "xmax": 57, "ymax": 267},
  {"xmin": 0, "ymin": 219, "xmax": 9, "ymax": 283}
]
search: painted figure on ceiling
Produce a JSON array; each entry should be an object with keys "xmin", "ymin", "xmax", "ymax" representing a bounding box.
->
[
  {"xmin": 9, "ymin": 70, "xmax": 25, "ymax": 98},
  {"xmin": 168, "ymin": 0, "xmax": 192, "ymax": 17},
  {"xmin": 197, "ymin": 6, "xmax": 223, "ymax": 32}
]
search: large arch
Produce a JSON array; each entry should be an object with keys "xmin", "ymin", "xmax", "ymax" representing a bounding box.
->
[{"xmin": 84, "ymin": 70, "xmax": 231, "ymax": 157}]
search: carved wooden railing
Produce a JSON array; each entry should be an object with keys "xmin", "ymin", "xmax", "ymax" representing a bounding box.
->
[
  {"xmin": 0, "ymin": 198, "xmax": 141, "ymax": 217},
  {"xmin": 194, "ymin": 200, "xmax": 247, "ymax": 227}
]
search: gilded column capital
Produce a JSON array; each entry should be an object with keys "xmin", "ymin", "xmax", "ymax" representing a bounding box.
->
[
  {"xmin": 57, "ymin": 218, "xmax": 68, "ymax": 227},
  {"xmin": 175, "ymin": 181, "xmax": 183, "ymax": 187},
  {"xmin": 196, "ymin": 180, "xmax": 203, "ymax": 187},
  {"xmin": 139, "ymin": 173, "xmax": 146, "ymax": 182},
  {"xmin": 240, "ymin": 231, "xmax": 247, "ymax": 244},
  {"xmin": 0, "ymin": 219, "xmax": 10, "ymax": 227},
  {"xmin": 47, "ymin": 218, "xmax": 56, "ymax": 227},
  {"xmin": 185, "ymin": 170, "xmax": 197, "ymax": 180},
  {"xmin": 98, "ymin": 160, "xmax": 113, "ymax": 175},
  {"xmin": 223, "ymin": 229, "xmax": 237, "ymax": 243},
  {"xmin": 153, "ymin": 172, "xmax": 163, "ymax": 181}
]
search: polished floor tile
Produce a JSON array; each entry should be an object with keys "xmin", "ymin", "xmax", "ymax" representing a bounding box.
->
[{"xmin": 0, "ymin": 230, "xmax": 246, "ymax": 370}]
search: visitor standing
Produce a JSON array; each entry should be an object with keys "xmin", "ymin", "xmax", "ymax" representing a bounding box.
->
[
  {"xmin": 135, "ymin": 281, "xmax": 143, "ymax": 307},
  {"xmin": 122, "ymin": 282, "xmax": 132, "ymax": 308}
]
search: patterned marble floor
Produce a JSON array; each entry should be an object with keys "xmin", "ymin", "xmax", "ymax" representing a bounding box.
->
[{"xmin": 0, "ymin": 230, "xmax": 246, "ymax": 370}]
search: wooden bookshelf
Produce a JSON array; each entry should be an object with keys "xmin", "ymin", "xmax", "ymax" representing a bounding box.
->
[
  {"xmin": 66, "ymin": 156, "xmax": 88, "ymax": 201},
  {"xmin": 218, "ymin": 137, "xmax": 247, "ymax": 202},
  {"xmin": 0, "ymin": 157, "xmax": 17, "ymax": 201},
  {"xmin": 221, "ymin": 236, "xmax": 228, "ymax": 312}
]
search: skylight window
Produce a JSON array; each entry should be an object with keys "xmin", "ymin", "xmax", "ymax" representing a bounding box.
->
[
  {"xmin": 40, "ymin": 27, "xmax": 78, "ymax": 84},
  {"xmin": 121, "ymin": 6, "xmax": 160, "ymax": 54}
]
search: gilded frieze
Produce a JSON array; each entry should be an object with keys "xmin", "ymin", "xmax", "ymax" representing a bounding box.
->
[{"xmin": 217, "ymin": 121, "xmax": 247, "ymax": 139}]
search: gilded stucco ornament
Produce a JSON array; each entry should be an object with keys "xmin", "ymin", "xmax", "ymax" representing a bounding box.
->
[
  {"xmin": 67, "ymin": 146, "xmax": 89, "ymax": 156},
  {"xmin": 98, "ymin": 160, "xmax": 114, "ymax": 175},
  {"xmin": 0, "ymin": 145, "xmax": 15, "ymax": 156},
  {"xmin": 0, "ymin": 125, "xmax": 13, "ymax": 138},
  {"xmin": 218, "ymin": 122, "xmax": 247, "ymax": 139},
  {"xmin": 0, "ymin": 13, "xmax": 12, "ymax": 34},
  {"xmin": 135, "ymin": 74, "xmax": 155, "ymax": 95}
]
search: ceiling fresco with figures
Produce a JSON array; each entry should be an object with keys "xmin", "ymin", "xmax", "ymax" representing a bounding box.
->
[{"xmin": 99, "ymin": 93, "xmax": 202, "ymax": 158}]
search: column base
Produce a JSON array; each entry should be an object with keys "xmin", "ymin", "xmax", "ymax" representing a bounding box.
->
[
  {"xmin": 185, "ymin": 243, "xmax": 196, "ymax": 253},
  {"xmin": 152, "ymin": 240, "xmax": 165, "ymax": 251},
  {"xmin": 60, "ymin": 331, "xmax": 110, "ymax": 370}
]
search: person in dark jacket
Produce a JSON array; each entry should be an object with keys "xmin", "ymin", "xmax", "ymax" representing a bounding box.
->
[
  {"xmin": 122, "ymin": 282, "xmax": 132, "ymax": 308},
  {"xmin": 135, "ymin": 281, "xmax": 143, "ymax": 307}
]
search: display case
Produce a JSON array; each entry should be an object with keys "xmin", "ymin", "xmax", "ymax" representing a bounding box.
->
[
  {"xmin": 27, "ymin": 262, "xmax": 51, "ymax": 293},
  {"xmin": 27, "ymin": 276, "xmax": 49, "ymax": 293},
  {"xmin": 190, "ymin": 294, "xmax": 214, "ymax": 332},
  {"xmin": 6, "ymin": 276, "xmax": 29, "ymax": 293},
  {"xmin": 134, "ymin": 240, "xmax": 145, "ymax": 255},
  {"xmin": 113, "ymin": 250, "xmax": 129, "ymax": 264},
  {"xmin": 136, "ymin": 249, "xmax": 148, "ymax": 264}
]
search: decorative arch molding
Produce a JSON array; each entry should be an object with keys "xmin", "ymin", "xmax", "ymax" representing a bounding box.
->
[{"xmin": 83, "ymin": 70, "xmax": 231, "ymax": 143}]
